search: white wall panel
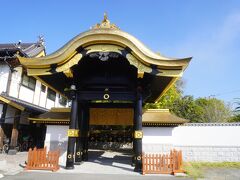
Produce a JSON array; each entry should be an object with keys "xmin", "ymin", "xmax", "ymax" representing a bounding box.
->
[{"xmin": 0, "ymin": 64, "xmax": 9, "ymax": 93}]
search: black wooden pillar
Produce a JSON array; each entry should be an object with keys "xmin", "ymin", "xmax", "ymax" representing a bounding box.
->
[
  {"xmin": 66, "ymin": 85, "xmax": 78, "ymax": 169},
  {"xmin": 133, "ymin": 87, "xmax": 143, "ymax": 172},
  {"xmin": 75, "ymin": 102, "xmax": 83, "ymax": 164},
  {"xmin": 82, "ymin": 104, "xmax": 90, "ymax": 161}
]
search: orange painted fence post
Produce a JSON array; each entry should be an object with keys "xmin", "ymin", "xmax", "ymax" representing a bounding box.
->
[
  {"xmin": 25, "ymin": 147, "xmax": 60, "ymax": 172},
  {"xmin": 142, "ymin": 149, "xmax": 184, "ymax": 175}
]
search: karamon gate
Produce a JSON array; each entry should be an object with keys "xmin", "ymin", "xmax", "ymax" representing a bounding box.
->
[{"xmin": 18, "ymin": 14, "xmax": 191, "ymax": 172}]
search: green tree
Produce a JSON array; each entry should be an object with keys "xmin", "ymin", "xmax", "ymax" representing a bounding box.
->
[
  {"xmin": 228, "ymin": 99, "xmax": 240, "ymax": 122},
  {"xmin": 235, "ymin": 98, "xmax": 240, "ymax": 112},
  {"xmin": 144, "ymin": 79, "xmax": 184, "ymax": 109},
  {"xmin": 171, "ymin": 95, "xmax": 205, "ymax": 122},
  {"xmin": 195, "ymin": 98, "xmax": 231, "ymax": 123}
]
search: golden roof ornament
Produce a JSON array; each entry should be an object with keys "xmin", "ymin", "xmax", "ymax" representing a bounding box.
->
[{"xmin": 92, "ymin": 13, "xmax": 119, "ymax": 30}]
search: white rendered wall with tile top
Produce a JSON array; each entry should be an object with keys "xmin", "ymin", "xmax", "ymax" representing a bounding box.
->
[{"xmin": 143, "ymin": 124, "xmax": 240, "ymax": 162}]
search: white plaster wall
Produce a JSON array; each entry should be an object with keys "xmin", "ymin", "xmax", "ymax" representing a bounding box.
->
[
  {"xmin": 45, "ymin": 125, "xmax": 68, "ymax": 166},
  {"xmin": 143, "ymin": 125, "xmax": 240, "ymax": 162},
  {"xmin": 173, "ymin": 126, "xmax": 240, "ymax": 146},
  {"xmin": 9, "ymin": 67, "xmax": 22, "ymax": 98},
  {"xmin": 143, "ymin": 127, "xmax": 173, "ymax": 144},
  {"xmin": 19, "ymin": 86, "xmax": 34, "ymax": 103},
  {"xmin": 0, "ymin": 63, "xmax": 9, "ymax": 93},
  {"xmin": 39, "ymin": 87, "xmax": 47, "ymax": 108},
  {"xmin": 33, "ymin": 81, "xmax": 41, "ymax": 105},
  {"xmin": 46, "ymin": 99, "xmax": 55, "ymax": 109}
]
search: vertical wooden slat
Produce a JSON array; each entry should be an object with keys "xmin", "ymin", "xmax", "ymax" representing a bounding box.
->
[
  {"xmin": 25, "ymin": 146, "xmax": 60, "ymax": 171},
  {"xmin": 141, "ymin": 150, "xmax": 184, "ymax": 175}
]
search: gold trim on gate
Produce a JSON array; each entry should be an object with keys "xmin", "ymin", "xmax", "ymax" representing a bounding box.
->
[
  {"xmin": 137, "ymin": 156, "xmax": 141, "ymax": 160},
  {"xmin": 103, "ymin": 94, "xmax": 110, "ymax": 100},
  {"xmin": 76, "ymin": 152, "xmax": 81, "ymax": 156},
  {"xmin": 67, "ymin": 154, "xmax": 72, "ymax": 159},
  {"xmin": 134, "ymin": 130, "xmax": 143, "ymax": 139},
  {"xmin": 67, "ymin": 129, "xmax": 79, "ymax": 137}
]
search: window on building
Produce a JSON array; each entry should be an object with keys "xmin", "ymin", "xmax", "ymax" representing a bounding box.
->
[
  {"xmin": 41, "ymin": 84, "xmax": 46, "ymax": 93},
  {"xmin": 47, "ymin": 88, "xmax": 56, "ymax": 101},
  {"xmin": 21, "ymin": 74, "xmax": 36, "ymax": 90},
  {"xmin": 59, "ymin": 94, "xmax": 67, "ymax": 106}
]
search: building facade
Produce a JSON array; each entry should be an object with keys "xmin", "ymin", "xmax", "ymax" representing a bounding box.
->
[
  {"xmin": 17, "ymin": 14, "xmax": 191, "ymax": 172},
  {"xmin": 0, "ymin": 39, "xmax": 68, "ymax": 154}
]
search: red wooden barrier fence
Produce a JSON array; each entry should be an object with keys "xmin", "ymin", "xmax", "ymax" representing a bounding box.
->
[
  {"xmin": 142, "ymin": 149, "xmax": 184, "ymax": 175},
  {"xmin": 25, "ymin": 147, "xmax": 60, "ymax": 172}
]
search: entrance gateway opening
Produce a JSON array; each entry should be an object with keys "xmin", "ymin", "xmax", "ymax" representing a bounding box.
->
[{"xmin": 18, "ymin": 14, "xmax": 191, "ymax": 172}]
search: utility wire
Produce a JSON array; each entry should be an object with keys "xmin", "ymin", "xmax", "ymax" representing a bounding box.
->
[{"xmin": 210, "ymin": 89, "xmax": 240, "ymax": 97}]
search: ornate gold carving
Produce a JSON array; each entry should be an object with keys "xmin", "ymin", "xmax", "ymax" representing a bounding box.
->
[
  {"xmin": 137, "ymin": 71, "xmax": 144, "ymax": 78},
  {"xmin": 126, "ymin": 54, "xmax": 152, "ymax": 73},
  {"xmin": 63, "ymin": 69, "xmax": 73, "ymax": 78},
  {"xmin": 85, "ymin": 44, "xmax": 124, "ymax": 54},
  {"xmin": 134, "ymin": 130, "xmax": 143, "ymax": 139},
  {"xmin": 92, "ymin": 13, "xmax": 119, "ymax": 30},
  {"xmin": 67, "ymin": 129, "xmax": 79, "ymax": 137},
  {"xmin": 56, "ymin": 53, "xmax": 82, "ymax": 73}
]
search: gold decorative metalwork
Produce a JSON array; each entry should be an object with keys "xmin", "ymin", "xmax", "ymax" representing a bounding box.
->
[
  {"xmin": 76, "ymin": 152, "xmax": 81, "ymax": 156},
  {"xmin": 134, "ymin": 130, "xmax": 143, "ymax": 139},
  {"xmin": 85, "ymin": 44, "xmax": 124, "ymax": 54},
  {"xmin": 137, "ymin": 156, "xmax": 141, "ymax": 160},
  {"xmin": 0, "ymin": 96, "xmax": 25, "ymax": 111},
  {"xmin": 67, "ymin": 154, "xmax": 72, "ymax": 159},
  {"xmin": 126, "ymin": 54, "xmax": 152, "ymax": 73},
  {"xmin": 92, "ymin": 13, "xmax": 119, "ymax": 30},
  {"xmin": 56, "ymin": 53, "xmax": 82, "ymax": 73},
  {"xmin": 103, "ymin": 94, "xmax": 110, "ymax": 100},
  {"xmin": 137, "ymin": 72, "xmax": 144, "ymax": 78},
  {"xmin": 67, "ymin": 129, "xmax": 79, "ymax": 137}
]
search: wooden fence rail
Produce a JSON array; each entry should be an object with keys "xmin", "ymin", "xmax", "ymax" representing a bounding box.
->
[
  {"xmin": 25, "ymin": 147, "xmax": 60, "ymax": 172},
  {"xmin": 142, "ymin": 149, "xmax": 184, "ymax": 175}
]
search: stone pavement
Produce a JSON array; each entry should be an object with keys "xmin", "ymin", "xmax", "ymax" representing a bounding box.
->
[
  {"xmin": 58, "ymin": 149, "xmax": 137, "ymax": 175},
  {"xmin": 0, "ymin": 152, "xmax": 27, "ymax": 176},
  {"xmin": 2, "ymin": 172, "xmax": 192, "ymax": 180},
  {"xmin": 0, "ymin": 150, "xmax": 190, "ymax": 179}
]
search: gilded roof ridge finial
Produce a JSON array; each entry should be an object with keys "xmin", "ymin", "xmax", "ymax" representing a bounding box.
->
[{"xmin": 92, "ymin": 12, "xmax": 119, "ymax": 30}]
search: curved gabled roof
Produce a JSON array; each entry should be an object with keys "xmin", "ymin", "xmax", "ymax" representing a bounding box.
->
[{"xmin": 17, "ymin": 15, "xmax": 191, "ymax": 77}]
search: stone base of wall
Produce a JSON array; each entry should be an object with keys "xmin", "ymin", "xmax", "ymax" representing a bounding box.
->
[{"xmin": 143, "ymin": 144, "xmax": 240, "ymax": 162}]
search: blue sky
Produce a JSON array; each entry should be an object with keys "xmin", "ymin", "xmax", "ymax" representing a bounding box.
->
[{"xmin": 1, "ymin": 0, "xmax": 240, "ymax": 107}]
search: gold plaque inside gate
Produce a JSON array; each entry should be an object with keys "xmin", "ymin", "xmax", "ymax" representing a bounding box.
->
[{"xmin": 90, "ymin": 108, "xmax": 133, "ymax": 125}]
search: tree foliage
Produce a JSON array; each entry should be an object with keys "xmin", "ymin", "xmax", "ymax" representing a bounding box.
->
[
  {"xmin": 172, "ymin": 95, "xmax": 205, "ymax": 122},
  {"xmin": 144, "ymin": 80, "xmax": 183, "ymax": 109},
  {"xmin": 145, "ymin": 79, "xmax": 233, "ymax": 123}
]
